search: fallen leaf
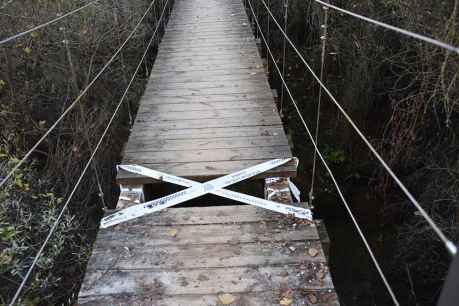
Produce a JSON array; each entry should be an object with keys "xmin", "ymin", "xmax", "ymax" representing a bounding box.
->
[
  {"xmin": 307, "ymin": 293, "xmax": 318, "ymax": 304},
  {"xmin": 279, "ymin": 297, "xmax": 293, "ymax": 305},
  {"xmin": 23, "ymin": 47, "xmax": 32, "ymax": 55},
  {"xmin": 308, "ymin": 247, "xmax": 319, "ymax": 257},
  {"xmin": 218, "ymin": 293, "xmax": 236, "ymax": 305},
  {"xmin": 168, "ymin": 228, "xmax": 178, "ymax": 237},
  {"xmin": 30, "ymin": 31, "xmax": 39, "ymax": 39}
]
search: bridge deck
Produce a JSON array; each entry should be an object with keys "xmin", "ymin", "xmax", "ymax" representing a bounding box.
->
[
  {"xmin": 116, "ymin": 0, "xmax": 296, "ymax": 185},
  {"xmin": 79, "ymin": 0, "xmax": 339, "ymax": 304},
  {"xmin": 78, "ymin": 205, "xmax": 339, "ymax": 305}
]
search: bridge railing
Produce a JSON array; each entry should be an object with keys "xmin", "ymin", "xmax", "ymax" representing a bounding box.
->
[
  {"xmin": 242, "ymin": 0, "xmax": 458, "ymax": 305},
  {"xmin": 0, "ymin": 0, "xmax": 173, "ymax": 304}
]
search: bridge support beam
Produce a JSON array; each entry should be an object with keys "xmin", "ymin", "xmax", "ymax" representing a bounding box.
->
[
  {"xmin": 115, "ymin": 184, "xmax": 145, "ymax": 211},
  {"xmin": 264, "ymin": 177, "xmax": 330, "ymax": 259}
]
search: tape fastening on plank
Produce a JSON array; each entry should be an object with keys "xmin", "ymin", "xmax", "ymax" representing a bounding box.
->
[{"xmin": 102, "ymin": 158, "xmax": 311, "ymax": 228}]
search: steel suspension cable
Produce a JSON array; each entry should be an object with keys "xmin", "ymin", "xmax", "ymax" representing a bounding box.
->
[
  {"xmin": 258, "ymin": 0, "xmax": 457, "ymax": 256},
  {"xmin": 0, "ymin": 0, "xmax": 102, "ymax": 45},
  {"xmin": 245, "ymin": 0, "xmax": 400, "ymax": 304},
  {"xmin": 7, "ymin": 1, "xmax": 171, "ymax": 304},
  {"xmin": 309, "ymin": 4, "xmax": 328, "ymax": 206},
  {"xmin": 0, "ymin": 0, "xmax": 157, "ymax": 190},
  {"xmin": 314, "ymin": 0, "xmax": 459, "ymax": 55}
]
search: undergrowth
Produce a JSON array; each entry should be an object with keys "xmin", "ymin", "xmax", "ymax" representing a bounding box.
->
[{"xmin": 0, "ymin": 0, "xmax": 166, "ymax": 304}]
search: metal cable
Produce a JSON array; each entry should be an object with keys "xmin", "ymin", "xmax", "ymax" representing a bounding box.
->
[
  {"xmin": 259, "ymin": 0, "xmax": 457, "ymax": 256},
  {"xmin": 315, "ymin": 0, "xmax": 459, "ymax": 55},
  {"xmin": 266, "ymin": 0, "xmax": 271, "ymax": 74},
  {"xmin": 279, "ymin": 0, "xmax": 288, "ymax": 114},
  {"xmin": 0, "ymin": 0, "xmax": 157, "ymax": 190},
  {"xmin": 6, "ymin": 1, "xmax": 171, "ymax": 304},
  {"xmin": 0, "ymin": 0, "xmax": 102, "ymax": 45},
  {"xmin": 245, "ymin": 1, "xmax": 400, "ymax": 304},
  {"xmin": 309, "ymin": 5, "xmax": 328, "ymax": 206}
]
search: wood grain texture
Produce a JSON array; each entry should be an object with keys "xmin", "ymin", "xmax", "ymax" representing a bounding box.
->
[
  {"xmin": 79, "ymin": 206, "xmax": 338, "ymax": 305},
  {"xmin": 115, "ymin": 0, "xmax": 293, "ymax": 183},
  {"xmin": 79, "ymin": 0, "xmax": 339, "ymax": 304}
]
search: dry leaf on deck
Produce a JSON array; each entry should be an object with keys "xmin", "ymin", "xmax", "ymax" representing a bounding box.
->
[
  {"xmin": 218, "ymin": 293, "xmax": 236, "ymax": 305},
  {"xmin": 168, "ymin": 228, "xmax": 178, "ymax": 237}
]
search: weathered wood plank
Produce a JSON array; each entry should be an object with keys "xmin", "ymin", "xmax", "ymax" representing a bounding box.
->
[
  {"xmin": 140, "ymin": 91, "xmax": 273, "ymax": 104},
  {"xmin": 91, "ymin": 221, "xmax": 319, "ymax": 248},
  {"xmin": 129, "ymin": 126, "xmax": 285, "ymax": 141},
  {"xmin": 125, "ymin": 136, "xmax": 288, "ymax": 152},
  {"xmin": 79, "ymin": 289, "xmax": 340, "ymax": 306},
  {"xmin": 135, "ymin": 108, "xmax": 276, "ymax": 121},
  {"xmin": 80, "ymin": 264, "xmax": 333, "ymax": 297},
  {"xmin": 148, "ymin": 79, "xmax": 269, "ymax": 90},
  {"xmin": 122, "ymin": 146, "xmax": 291, "ymax": 164},
  {"xmin": 131, "ymin": 116, "xmax": 282, "ymax": 130},
  {"xmin": 88, "ymin": 240, "xmax": 326, "ymax": 270},
  {"xmin": 107, "ymin": 205, "xmax": 280, "ymax": 225},
  {"xmin": 137, "ymin": 100, "xmax": 274, "ymax": 113},
  {"xmin": 116, "ymin": 160, "xmax": 297, "ymax": 184},
  {"xmin": 149, "ymin": 71, "xmax": 267, "ymax": 83}
]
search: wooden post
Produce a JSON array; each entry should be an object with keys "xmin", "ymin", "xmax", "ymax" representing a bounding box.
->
[
  {"xmin": 115, "ymin": 184, "xmax": 145, "ymax": 210},
  {"xmin": 264, "ymin": 177, "xmax": 331, "ymax": 259}
]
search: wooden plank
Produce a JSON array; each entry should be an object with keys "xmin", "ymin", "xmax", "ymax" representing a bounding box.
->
[
  {"xmin": 152, "ymin": 62, "xmax": 262, "ymax": 73},
  {"xmin": 106, "ymin": 205, "xmax": 281, "ymax": 225},
  {"xmin": 79, "ymin": 290, "xmax": 340, "ymax": 306},
  {"xmin": 80, "ymin": 264, "xmax": 333, "ymax": 297},
  {"xmin": 147, "ymin": 83, "xmax": 269, "ymax": 93},
  {"xmin": 122, "ymin": 146, "xmax": 292, "ymax": 164},
  {"xmin": 125, "ymin": 136, "xmax": 288, "ymax": 153},
  {"xmin": 149, "ymin": 70, "xmax": 266, "ymax": 83},
  {"xmin": 116, "ymin": 160, "xmax": 297, "ymax": 184},
  {"xmin": 142, "ymin": 87, "xmax": 270, "ymax": 97},
  {"xmin": 88, "ymin": 240, "xmax": 326, "ymax": 270},
  {"xmin": 159, "ymin": 43, "xmax": 258, "ymax": 53},
  {"xmin": 130, "ymin": 116, "xmax": 282, "ymax": 130},
  {"xmin": 148, "ymin": 79, "xmax": 269, "ymax": 90},
  {"xmin": 129, "ymin": 126, "xmax": 285, "ymax": 141},
  {"xmin": 91, "ymin": 221, "xmax": 319, "ymax": 248},
  {"xmin": 134, "ymin": 108, "xmax": 276, "ymax": 121},
  {"xmin": 137, "ymin": 100, "xmax": 274, "ymax": 113},
  {"xmin": 140, "ymin": 91, "xmax": 273, "ymax": 104}
]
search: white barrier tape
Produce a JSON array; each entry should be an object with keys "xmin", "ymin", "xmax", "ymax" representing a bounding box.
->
[
  {"xmin": 266, "ymin": 187, "xmax": 290, "ymax": 201},
  {"xmin": 101, "ymin": 158, "xmax": 310, "ymax": 228},
  {"xmin": 116, "ymin": 163, "xmax": 312, "ymax": 221},
  {"xmin": 288, "ymin": 178, "xmax": 301, "ymax": 202},
  {"xmin": 265, "ymin": 177, "xmax": 282, "ymax": 184}
]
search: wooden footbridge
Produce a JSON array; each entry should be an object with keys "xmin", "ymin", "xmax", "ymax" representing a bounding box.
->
[{"xmin": 78, "ymin": 0, "xmax": 339, "ymax": 304}]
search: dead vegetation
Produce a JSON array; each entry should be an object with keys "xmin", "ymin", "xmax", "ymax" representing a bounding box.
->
[
  {"xmin": 0, "ymin": 0, "xmax": 167, "ymax": 304},
  {"xmin": 248, "ymin": 0, "xmax": 458, "ymax": 304}
]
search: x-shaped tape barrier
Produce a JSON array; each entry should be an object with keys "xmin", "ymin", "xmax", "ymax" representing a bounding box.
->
[{"xmin": 101, "ymin": 158, "xmax": 312, "ymax": 228}]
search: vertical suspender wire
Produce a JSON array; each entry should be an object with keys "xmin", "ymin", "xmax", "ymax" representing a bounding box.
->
[
  {"xmin": 266, "ymin": 0, "xmax": 271, "ymax": 75},
  {"xmin": 62, "ymin": 29, "xmax": 107, "ymax": 208},
  {"xmin": 245, "ymin": 0, "xmax": 400, "ymax": 304},
  {"xmin": 279, "ymin": 0, "xmax": 288, "ymax": 115},
  {"xmin": 254, "ymin": 0, "xmax": 259, "ymax": 39},
  {"xmin": 258, "ymin": 0, "xmax": 457, "ymax": 257},
  {"xmin": 309, "ymin": 5, "xmax": 328, "ymax": 206},
  {"xmin": 7, "ymin": 0, "xmax": 170, "ymax": 304}
]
